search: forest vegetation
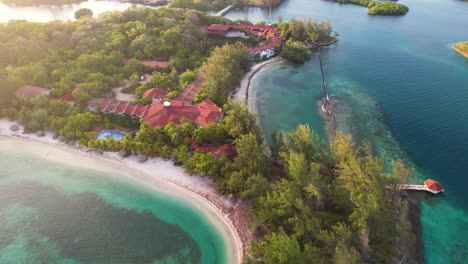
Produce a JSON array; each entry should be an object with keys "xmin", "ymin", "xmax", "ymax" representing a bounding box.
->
[
  {"xmin": 278, "ymin": 18, "xmax": 334, "ymax": 44},
  {"xmin": 0, "ymin": 7, "xmax": 252, "ymax": 138},
  {"xmin": 367, "ymin": 2, "xmax": 409, "ymax": 16},
  {"xmin": 280, "ymin": 40, "xmax": 311, "ymax": 63},
  {"xmin": 74, "ymin": 8, "xmax": 93, "ymax": 20},
  {"xmin": 276, "ymin": 18, "xmax": 334, "ymax": 63},
  {"xmin": 0, "ymin": 6, "xmax": 415, "ymax": 263},
  {"xmin": 454, "ymin": 41, "xmax": 468, "ymax": 57},
  {"xmin": 245, "ymin": 127, "xmax": 417, "ymax": 263},
  {"xmin": 326, "ymin": 0, "xmax": 409, "ymax": 16}
]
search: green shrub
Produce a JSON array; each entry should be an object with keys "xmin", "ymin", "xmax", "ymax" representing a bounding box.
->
[
  {"xmin": 368, "ymin": 2, "xmax": 409, "ymax": 15},
  {"xmin": 280, "ymin": 40, "xmax": 312, "ymax": 64}
]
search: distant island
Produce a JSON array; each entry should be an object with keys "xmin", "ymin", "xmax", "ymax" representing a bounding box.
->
[
  {"xmin": 327, "ymin": 0, "xmax": 409, "ymax": 16},
  {"xmin": 1, "ymin": 0, "xmax": 82, "ymax": 5},
  {"xmin": 453, "ymin": 41, "xmax": 468, "ymax": 58}
]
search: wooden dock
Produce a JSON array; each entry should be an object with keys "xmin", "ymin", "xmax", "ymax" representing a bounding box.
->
[
  {"xmin": 215, "ymin": 4, "xmax": 235, "ymax": 16},
  {"xmin": 397, "ymin": 179, "xmax": 445, "ymax": 194}
]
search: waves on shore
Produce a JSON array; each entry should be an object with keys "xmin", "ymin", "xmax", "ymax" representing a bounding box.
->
[{"xmin": 0, "ymin": 139, "xmax": 233, "ymax": 263}]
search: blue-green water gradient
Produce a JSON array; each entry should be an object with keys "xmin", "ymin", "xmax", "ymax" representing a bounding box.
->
[
  {"xmin": 227, "ymin": 0, "xmax": 468, "ymax": 262},
  {"xmin": 0, "ymin": 142, "xmax": 227, "ymax": 263}
]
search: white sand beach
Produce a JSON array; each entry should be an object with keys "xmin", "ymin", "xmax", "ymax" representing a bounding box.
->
[
  {"xmin": 0, "ymin": 118, "xmax": 243, "ymax": 264},
  {"xmin": 233, "ymin": 57, "xmax": 284, "ymax": 110}
]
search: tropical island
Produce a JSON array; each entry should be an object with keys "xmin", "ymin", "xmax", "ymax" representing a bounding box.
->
[
  {"xmin": 0, "ymin": 6, "xmax": 419, "ymax": 263},
  {"xmin": 326, "ymin": 0, "xmax": 409, "ymax": 16},
  {"xmin": 453, "ymin": 41, "xmax": 468, "ymax": 58}
]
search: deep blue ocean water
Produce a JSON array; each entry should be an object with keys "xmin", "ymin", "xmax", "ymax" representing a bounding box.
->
[{"xmin": 227, "ymin": 0, "xmax": 468, "ymax": 262}]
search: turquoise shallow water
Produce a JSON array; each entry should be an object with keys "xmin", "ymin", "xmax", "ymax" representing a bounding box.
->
[
  {"xmin": 230, "ymin": 0, "xmax": 468, "ymax": 262},
  {"xmin": 0, "ymin": 141, "xmax": 227, "ymax": 263}
]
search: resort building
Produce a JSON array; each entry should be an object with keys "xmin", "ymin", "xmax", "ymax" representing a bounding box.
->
[
  {"xmin": 175, "ymin": 75, "xmax": 204, "ymax": 103},
  {"xmin": 424, "ymin": 179, "xmax": 445, "ymax": 194},
  {"xmin": 143, "ymin": 87, "xmax": 167, "ymax": 103},
  {"xmin": 138, "ymin": 60, "xmax": 169, "ymax": 69},
  {"xmin": 124, "ymin": 57, "xmax": 169, "ymax": 70},
  {"xmin": 88, "ymin": 95, "xmax": 223, "ymax": 128},
  {"xmin": 142, "ymin": 98, "xmax": 223, "ymax": 127},
  {"xmin": 191, "ymin": 139, "xmax": 237, "ymax": 159},
  {"xmin": 206, "ymin": 24, "xmax": 249, "ymax": 39},
  {"xmin": 15, "ymin": 85, "xmax": 51, "ymax": 98},
  {"xmin": 206, "ymin": 23, "xmax": 286, "ymax": 59}
]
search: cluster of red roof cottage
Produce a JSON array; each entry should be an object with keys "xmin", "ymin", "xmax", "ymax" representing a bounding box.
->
[
  {"xmin": 15, "ymin": 85, "xmax": 51, "ymax": 98},
  {"xmin": 124, "ymin": 57, "xmax": 170, "ymax": 70},
  {"xmin": 191, "ymin": 139, "xmax": 237, "ymax": 160},
  {"xmin": 206, "ymin": 24, "xmax": 286, "ymax": 58},
  {"xmin": 88, "ymin": 88, "xmax": 223, "ymax": 128}
]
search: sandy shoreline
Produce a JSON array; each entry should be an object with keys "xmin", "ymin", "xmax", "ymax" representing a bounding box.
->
[
  {"xmin": 0, "ymin": 119, "xmax": 244, "ymax": 264},
  {"xmin": 453, "ymin": 45, "xmax": 468, "ymax": 58},
  {"xmin": 233, "ymin": 57, "xmax": 284, "ymax": 108}
]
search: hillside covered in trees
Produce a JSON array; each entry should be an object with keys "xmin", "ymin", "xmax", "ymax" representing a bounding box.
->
[{"xmin": 0, "ymin": 7, "xmax": 231, "ymax": 101}]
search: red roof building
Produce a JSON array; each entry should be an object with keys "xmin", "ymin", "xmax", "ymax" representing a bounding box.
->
[
  {"xmin": 143, "ymin": 98, "xmax": 223, "ymax": 127},
  {"xmin": 213, "ymin": 144, "xmax": 237, "ymax": 159},
  {"xmin": 143, "ymin": 100, "xmax": 201, "ymax": 127},
  {"xmin": 89, "ymin": 98, "xmax": 223, "ymax": 128},
  {"xmin": 15, "ymin": 85, "xmax": 51, "ymax": 98},
  {"xmin": 206, "ymin": 24, "xmax": 285, "ymax": 58},
  {"xmin": 195, "ymin": 98, "xmax": 224, "ymax": 126},
  {"xmin": 191, "ymin": 139, "xmax": 237, "ymax": 159},
  {"xmin": 175, "ymin": 75, "xmax": 204, "ymax": 103},
  {"xmin": 134, "ymin": 104, "xmax": 151, "ymax": 117},
  {"xmin": 206, "ymin": 24, "xmax": 237, "ymax": 37},
  {"xmin": 424, "ymin": 179, "xmax": 445, "ymax": 194},
  {"xmin": 139, "ymin": 60, "xmax": 169, "ymax": 69},
  {"xmin": 124, "ymin": 58, "xmax": 170, "ymax": 69},
  {"xmin": 88, "ymin": 98, "xmax": 149, "ymax": 118},
  {"xmin": 143, "ymin": 88, "xmax": 167, "ymax": 102}
]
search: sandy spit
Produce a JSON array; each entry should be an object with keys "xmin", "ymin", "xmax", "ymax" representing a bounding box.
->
[{"xmin": 233, "ymin": 57, "xmax": 284, "ymax": 110}]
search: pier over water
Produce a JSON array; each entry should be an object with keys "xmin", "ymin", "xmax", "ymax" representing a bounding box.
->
[
  {"xmin": 215, "ymin": 4, "xmax": 235, "ymax": 16},
  {"xmin": 397, "ymin": 179, "xmax": 445, "ymax": 194}
]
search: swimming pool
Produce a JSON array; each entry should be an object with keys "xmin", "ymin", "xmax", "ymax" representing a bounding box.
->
[{"xmin": 97, "ymin": 130, "xmax": 126, "ymax": 140}]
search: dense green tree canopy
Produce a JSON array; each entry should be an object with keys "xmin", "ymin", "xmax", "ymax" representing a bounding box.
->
[
  {"xmin": 74, "ymin": 8, "xmax": 93, "ymax": 20},
  {"xmin": 247, "ymin": 126, "xmax": 416, "ymax": 263},
  {"xmin": 367, "ymin": 2, "xmax": 409, "ymax": 15},
  {"xmin": 199, "ymin": 42, "xmax": 250, "ymax": 103},
  {"xmin": 0, "ymin": 7, "xmax": 230, "ymax": 101},
  {"xmin": 280, "ymin": 40, "xmax": 311, "ymax": 63}
]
